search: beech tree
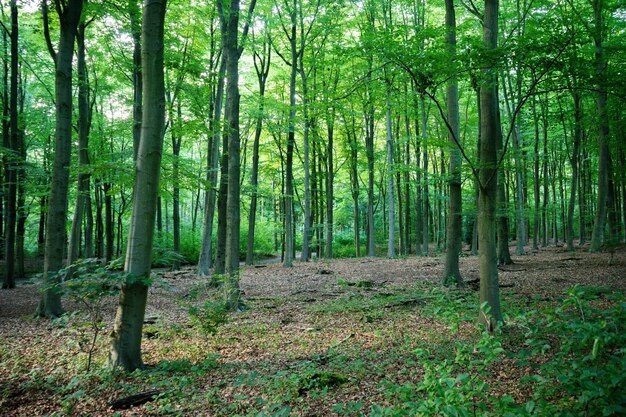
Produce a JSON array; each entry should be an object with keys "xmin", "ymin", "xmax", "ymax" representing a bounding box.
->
[
  {"xmin": 109, "ymin": 0, "xmax": 167, "ymax": 371},
  {"xmin": 36, "ymin": 0, "xmax": 84, "ymax": 318},
  {"xmin": 478, "ymin": 0, "xmax": 503, "ymax": 327},
  {"xmin": 442, "ymin": 0, "xmax": 462, "ymax": 286}
]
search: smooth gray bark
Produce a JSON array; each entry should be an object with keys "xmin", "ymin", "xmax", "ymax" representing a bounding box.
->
[
  {"xmin": 109, "ymin": 0, "xmax": 166, "ymax": 371},
  {"xmin": 478, "ymin": 0, "xmax": 503, "ymax": 328},
  {"xmin": 442, "ymin": 0, "xmax": 462, "ymax": 285},
  {"xmin": 590, "ymin": 0, "xmax": 610, "ymax": 252},
  {"xmin": 36, "ymin": 0, "xmax": 84, "ymax": 317},
  {"xmin": 68, "ymin": 21, "xmax": 93, "ymax": 265},
  {"xmin": 246, "ymin": 38, "xmax": 270, "ymax": 265}
]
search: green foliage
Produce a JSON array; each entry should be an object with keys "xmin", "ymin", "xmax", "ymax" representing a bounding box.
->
[
  {"xmin": 183, "ymin": 279, "xmax": 228, "ymax": 336},
  {"xmin": 49, "ymin": 259, "xmax": 125, "ymax": 371},
  {"xmin": 362, "ymin": 285, "xmax": 626, "ymax": 417},
  {"xmin": 518, "ymin": 286, "xmax": 626, "ymax": 416},
  {"xmin": 152, "ymin": 239, "xmax": 190, "ymax": 268},
  {"xmin": 241, "ymin": 220, "xmax": 277, "ymax": 260}
]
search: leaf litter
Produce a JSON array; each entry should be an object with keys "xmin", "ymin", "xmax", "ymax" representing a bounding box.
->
[{"xmin": 0, "ymin": 244, "xmax": 624, "ymax": 416}]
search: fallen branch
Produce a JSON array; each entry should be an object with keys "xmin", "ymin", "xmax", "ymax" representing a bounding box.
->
[{"xmin": 109, "ymin": 389, "xmax": 168, "ymax": 410}]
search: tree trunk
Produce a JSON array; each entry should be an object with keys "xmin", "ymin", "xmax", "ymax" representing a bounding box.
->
[
  {"xmin": 222, "ymin": 0, "xmax": 248, "ymax": 310},
  {"xmin": 214, "ymin": 126, "xmax": 229, "ymax": 275},
  {"xmin": 171, "ymin": 101, "xmax": 182, "ymax": 267},
  {"xmin": 478, "ymin": 0, "xmax": 503, "ymax": 328},
  {"xmin": 130, "ymin": 0, "xmax": 142, "ymax": 160},
  {"xmin": 36, "ymin": 0, "xmax": 84, "ymax": 317},
  {"xmin": 297, "ymin": 22, "xmax": 312, "ymax": 261},
  {"xmin": 198, "ymin": 57, "xmax": 225, "ymax": 275},
  {"xmin": 496, "ymin": 96, "xmax": 512, "ymax": 265},
  {"xmin": 68, "ymin": 21, "xmax": 93, "ymax": 266},
  {"xmin": 110, "ymin": 0, "xmax": 167, "ymax": 372},
  {"xmin": 105, "ymin": 182, "xmax": 114, "ymax": 261},
  {"xmin": 325, "ymin": 114, "xmax": 335, "ymax": 259},
  {"xmin": 386, "ymin": 84, "xmax": 396, "ymax": 258},
  {"xmin": 3, "ymin": 0, "xmax": 18, "ymax": 289},
  {"xmin": 366, "ymin": 58, "xmax": 376, "ymax": 257},
  {"xmin": 421, "ymin": 95, "xmax": 429, "ymax": 256},
  {"xmin": 566, "ymin": 91, "xmax": 582, "ymax": 250},
  {"xmin": 283, "ymin": 2, "xmax": 297, "ymax": 268},
  {"xmin": 590, "ymin": 0, "xmax": 610, "ymax": 252},
  {"xmin": 245, "ymin": 40, "xmax": 270, "ymax": 265},
  {"xmin": 442, "ymin": 0, "xmax": 462, "ymax": 285},
  {"xmin": 414, "ymin": 99, "xmax": 422, "ymax": 255},
  {"xmin": 542, "ymin": 101, "xmax": 549, "ymax": 247},
  {"xmin": 348, "ymin": 119, "xmax": 360, "ymax": 257}
]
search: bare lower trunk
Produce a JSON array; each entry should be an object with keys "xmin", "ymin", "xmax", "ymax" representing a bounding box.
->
[
  {"xmin": 198, "ymin": 58, "xmax": 225, "ymax": 275},
  {"xmin": 478, "ymin": 0, "xmax": 503, "ymax": 328},
  {"xmin": 385, "ymin": 86, "xmax": 396, "ymax": 258},
  {"xmin": 442, "ymin": 0, "xmax": 462, "ymax": 285},
  {"xmin": 590, "ymin": 0, "xmax": 609, "ymax": 252},
  {"xmin": 68, "ymin": 22, "xmax": 92, "ymax": 265},
  {"xmin": 110, "ymin": 0, "xmax": 167, "ymax": 372},
  {"xmin": 37, "ymin": 0, "xmax": 83, "ymax": 317}
]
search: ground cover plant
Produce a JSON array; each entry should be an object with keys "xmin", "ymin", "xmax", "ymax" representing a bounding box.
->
[{"xmin": 1, "ymin": 247, "xmax": 624, "ymax": 416}]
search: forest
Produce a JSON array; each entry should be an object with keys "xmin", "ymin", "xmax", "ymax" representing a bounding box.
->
[{"xmin": 0, "ymin": 0, "xmax": 625, "ymax": 415}]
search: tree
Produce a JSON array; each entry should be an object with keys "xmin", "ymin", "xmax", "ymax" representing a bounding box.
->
[
  {"xmin": 36, "ymin": 0, "xmax": 84, "ymax": 317},
  {"xmin": 589, "ymin": 0, "xmax": 610, "ymax": 252},
  {"xmin": 2, "ymin": 0, "xmax": 19, "ymax": 289},
  {"xmin": 442, "ymin": 0, "xmax": 463, "ymax": 286},
  {"xmin": 478, "ymin": 0, "xmax": 503, "ymax": 328},
  {"xmin": 220, "ymin": 0, "xmax": 255, "ymax": 308},
  {"xmin": 109, "ymin": 0, "xmax": 167, "ymax": 371},
  {"xmin": 246, "ymin": 25, "xmax": 271, "ymax": 265},
  {"xmin": 67, "ymin": 20, "xmax": 94, "ymax": 265}
]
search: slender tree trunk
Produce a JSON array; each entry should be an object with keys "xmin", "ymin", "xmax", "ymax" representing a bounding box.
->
[
  {"xmin": 590, "ymin": 0, "xmax": 610, "ymax": 252},
  {"xmin": 541, "ymin": 102, "xmax": 549, "ymax": 247},
  {"xmin": 325, "ymin": 114, "xmax": 335, "ymax": 259},
  {"xmin": 403, "ymin": 107, "xmax": 411, "ymax": 255},
  {"xmin": 198, "ymin": 57, "xmax": 225, "ymax": 274},
  {"xmin": 105, "ymin": 182, "xmax": 114, "ymax": 261},
  {"xmin": 478, "ymin": 0, "xmax": 503, "ymax": 328},
  {"xmin": 442, "ymin": 0, "xmax": 462, "ymax": 285},
  {"xmin": 245, "ymin": 41, "xmax": 270, "ymax": 265},
  {"xmin": 0, "ymin": 14, "xmax": 7, "ymax": 264},
  {"xmin": 36, "ymin": 0, "xmax": 84, "ymax": 317},
  {"xmin": 386, "ymin": 84, "xmax": 396, "ymax": 257},
  {"xmin": 300, "ymin": 69, "xmax": 312, "ymax": 262},
  {"xmin": 3, "ymin": 0, "xmax": 18, "ymax": 289},
  {"xmin": 496, "ymin": 96, "xmax": 513, "ymax": 265},
  {"xmin": 421, "ymin": 95, "xmax": 429, "ymax": 256},
  {"xmin": 414, "ymin": 101, "xmax": 422, "ymax": 255},
  {"xmin": 348, "ymin": 122, "xmax": 360, "ymax": 257},
  {"xmin": 566, "ymin": 91, "xmax": 582, "ymax": 250},
  {"xmin": 15, "ymin": 74, "xmax": 25, "ymax": 276},
  {"xmin": 471, "ymin": 86, "xmax": 481, "ymax": 256},
  {"xmin": 109, "ymin": 0, "xmax": 167, "ymax": 372},
  {"xmin": 621, "ymin": 148, "xmax": 626, "ymax": 243},
  {"xmin": 68, "ymin": 22, "xmax": 93, "ymax": 265},
  {"xmin": 365, "ymin": 58, "xmax": 376, "ymax": 257},
  {"xmin": 222, "ymin": 0, "xmax": 248, "ymax": 309},
  {"xmin": 284, "ymin": 2, "xmax": 297, "ymax": 267},
  {"xmin": 532, "ymin": 96, "xmax": 540, "ymax": 251},
  {"xmin": 130, "ymin": 0, "xmax": 142, "ymax": 160},
  {"xmin": 214, "ymin": 124, "xmax": 229, "ymax": 275},
  {"xmin": 171, "ymin": 102, "xmax": 182, "ymax": 267}
]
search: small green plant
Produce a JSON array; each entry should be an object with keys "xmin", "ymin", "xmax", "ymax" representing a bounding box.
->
[
  {"xmin": 183, "ymin": 279, "xmax": 228, "ymax": 336},
  {"xmin": 52, "ymin": 259, "xmax": 125, "ymax": 371},
  {"xmin": 520, "ymin": 286, "xmax": 626, "ymax": 416}
]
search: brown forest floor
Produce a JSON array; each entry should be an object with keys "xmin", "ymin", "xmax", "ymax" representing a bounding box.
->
[{"xmin": 0, "ymin": 243, "xmax": 625, "ymax": 416}]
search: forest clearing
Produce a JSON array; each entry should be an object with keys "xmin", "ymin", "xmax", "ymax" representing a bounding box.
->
[{"xmin": 1, "ymin": 245, "xmax": 624, "ymax": 416}]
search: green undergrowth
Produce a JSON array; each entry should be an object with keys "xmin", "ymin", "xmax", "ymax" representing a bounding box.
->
[{"xmin": 1, "ymin": 283, "xmax": 624, "ymax": 416}]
